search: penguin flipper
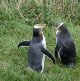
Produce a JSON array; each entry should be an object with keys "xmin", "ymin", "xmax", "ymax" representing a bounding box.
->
[
  {"xmin": 41, "ymin": 46, "xmax": 55, "ymax": 64},
  {"xmin": 18, "ymin": 41, "xmax": 31, "ymax": 48}
]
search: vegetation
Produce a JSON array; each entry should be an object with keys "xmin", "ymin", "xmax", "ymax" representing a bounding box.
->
[{"xmin": 0, "ymin": 0, "xmax": 80, "ymax": 81}]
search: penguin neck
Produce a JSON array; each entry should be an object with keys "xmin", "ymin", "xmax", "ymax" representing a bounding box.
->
[
  {"xmin": 33, "ymin": 31, "xmax": 43, "ymax": 39},
  {"xmin": 33, "ymin": 33, "xmax": 43, "ymax": 42},
  {"xmin": 33, "ymin": 34, "xmax": 42, "ymax": 38},
  {"xmin": 32, "ymin": 35, "xmax": 42, "ymax": 42}
]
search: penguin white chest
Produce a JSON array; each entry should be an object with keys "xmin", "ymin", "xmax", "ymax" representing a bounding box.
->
[
  {"xmin": 42, "ymin": 35, "xmax": 46, "ymax": 48},
  {"xmin": 41, "ymin": 35, "xmax": 46, "ymax": 73}
]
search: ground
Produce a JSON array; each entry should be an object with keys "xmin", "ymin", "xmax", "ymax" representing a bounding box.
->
[{"xmin": 0, "ymin": 19, "xmax": 80, "ymax": 81}]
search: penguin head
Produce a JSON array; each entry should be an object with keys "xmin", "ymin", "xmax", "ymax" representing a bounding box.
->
[
  {"xmin": 55, "ymin": 22, "xmax": 68, "ymax": 33},
  {"xmin": 33, "ymin": 24, "xmax": 45, "ymax": 37}
]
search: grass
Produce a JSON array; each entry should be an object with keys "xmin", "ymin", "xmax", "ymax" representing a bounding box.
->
[{"xmin": 0, "ymin": 17, "xmax": 80, "ymax": 81}]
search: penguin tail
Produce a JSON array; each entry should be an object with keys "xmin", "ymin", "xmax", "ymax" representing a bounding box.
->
[{"xmin": 18, "ymin": 41, "xmax": 31, "ymax": 48}]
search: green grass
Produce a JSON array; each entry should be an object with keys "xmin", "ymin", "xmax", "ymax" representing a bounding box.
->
[{"xmin": 0, "ymin": 18, "xmax": 80, "ymax": 81}]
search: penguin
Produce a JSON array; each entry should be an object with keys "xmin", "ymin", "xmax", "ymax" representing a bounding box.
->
[
  {"xmin": 18, "ymin": 24, "xmax": 55, "ymax": 73},
  {"xmin": 55, "ymin": 23, "xmax": 76, "ymax": 67}
]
